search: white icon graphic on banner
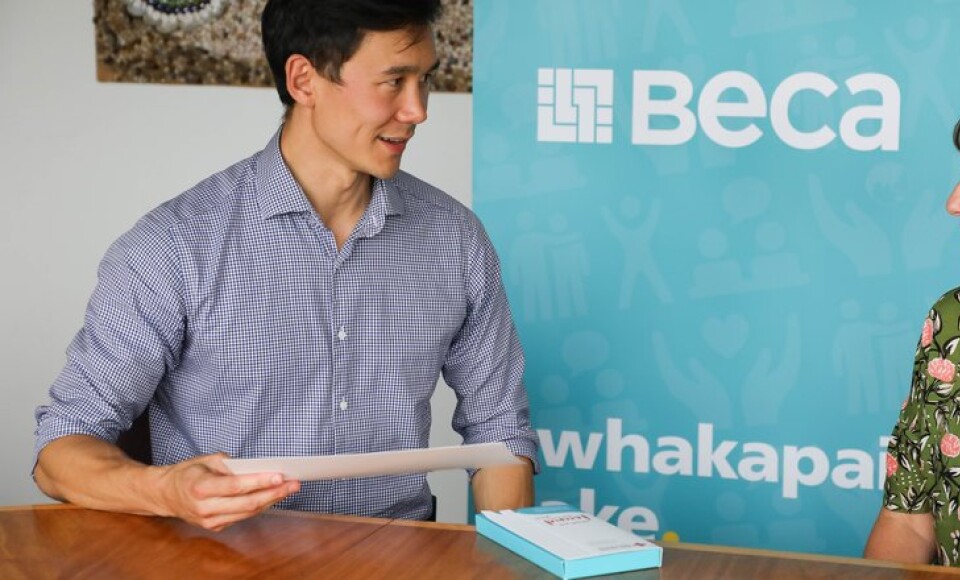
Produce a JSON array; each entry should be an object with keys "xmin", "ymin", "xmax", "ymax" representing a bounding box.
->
[{"xmin": 538, "ymin": 68, "xmax": 614, "ymax": 143}]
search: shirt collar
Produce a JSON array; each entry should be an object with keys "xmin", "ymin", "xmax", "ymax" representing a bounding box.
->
[
  {"xmin": 254, "ymin": 127, "xmax": 406, "ymax": 228},
  {"xmin": 357, "ymin": 177, "xmax": 405, "ymax": 237},
  {"xmin": 255, "ymin": 128, "xmax": 314, "ymax": 219}
]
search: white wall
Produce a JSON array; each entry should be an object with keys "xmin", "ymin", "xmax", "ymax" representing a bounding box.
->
[{"xmin": 0, "ymin": 0, "xmax": 470, "ymax": 523}]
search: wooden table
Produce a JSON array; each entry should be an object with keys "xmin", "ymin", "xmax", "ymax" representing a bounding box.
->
[{"xmin": 1, "ymin": 504, "xmax": 958, "ymax": 578}]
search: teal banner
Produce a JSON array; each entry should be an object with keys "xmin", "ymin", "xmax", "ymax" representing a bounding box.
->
[{"xmin": 474, "ymin": 0, "xmax": 960, "ymax": 557}]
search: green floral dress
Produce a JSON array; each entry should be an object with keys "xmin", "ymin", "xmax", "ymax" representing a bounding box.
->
[{"xmin": 884, "ymin": 288, "xmax": 960, "ymax": 566}]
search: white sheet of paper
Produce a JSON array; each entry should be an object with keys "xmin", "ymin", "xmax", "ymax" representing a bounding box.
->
[{"xmin": 222, "ymin": 442, "xmax": 520, "ymax": 481}]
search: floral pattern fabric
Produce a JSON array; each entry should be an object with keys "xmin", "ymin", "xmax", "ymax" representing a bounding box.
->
[{"xmin": 884, "ymin": 288, "xmax": 960, "ymax": 565}]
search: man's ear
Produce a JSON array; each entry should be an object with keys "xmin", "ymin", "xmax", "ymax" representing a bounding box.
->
[{"xmin": 285, "ymin": 54, "xmax": 317, "ymax": 108}]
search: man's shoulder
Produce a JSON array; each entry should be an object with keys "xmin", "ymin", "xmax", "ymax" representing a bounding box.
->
[
  {"xmin": 102, "ymin": 153, "xmax": 262, "ymax": 270},
  {"xmin": 390, "ymin": 170, "xmax": 474, "ymax": 223},
  {"xmin": 122, "ymin": 154, "xmax": 258, "ymax": 246},
  {"xmin": 151, "ymin": 157, "xmax": 255, "ymax": 229}
]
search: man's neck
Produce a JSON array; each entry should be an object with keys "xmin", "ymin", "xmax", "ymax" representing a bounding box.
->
[{"xmin": 279, "ymin": 119, "xmax": 372, "ymax": 249}]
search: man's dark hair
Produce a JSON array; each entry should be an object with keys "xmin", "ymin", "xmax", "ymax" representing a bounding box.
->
[{"xmin": 261, "ymin": 0, "xmax": 442, "ymax": 108}]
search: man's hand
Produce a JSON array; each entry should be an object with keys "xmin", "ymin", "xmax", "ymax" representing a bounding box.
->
[
  {"xmin": 35, "ymin": 435, "xmax": 300, "ymax": 531},
  {"xmin": 471, "ymin": 456, "xmax": 534, "ymax": 512},
  {"xmin": 152, "ymin": 453, "xmax": 300, "ymax": 531}
]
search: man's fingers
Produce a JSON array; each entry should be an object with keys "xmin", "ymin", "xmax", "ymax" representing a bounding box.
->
[
  {"xmin": 200, "ymin": 477, "xmax": 299, "ymax": 513},
  {"xmin": 190, "ymin": 453, "xmax": 295, "ymax": 498},
  {"xmin": 191, "ymin": 480, "xmax": 301, "ymax": 530},
  {"xmin": 192, "ymin": 470, "xmax": 291, "ymax": 500},
  {"xmin": 158, "ymin": 455, "xmax": 301, "ymax": 530}
]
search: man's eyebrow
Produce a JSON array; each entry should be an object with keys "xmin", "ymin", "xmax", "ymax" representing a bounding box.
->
[{"xmin": 383, "ymin": 60, "xmax": 441, "ymax": 76}]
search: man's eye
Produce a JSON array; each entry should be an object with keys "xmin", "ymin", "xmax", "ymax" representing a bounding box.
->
[{"xmin": 386, "ymin": 78, "xmax": 402, "ymax": 87}]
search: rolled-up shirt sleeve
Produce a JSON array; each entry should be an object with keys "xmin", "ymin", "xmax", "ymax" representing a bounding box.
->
[
  {"xmin": 34, "ymin": 221, "xmax": 185, "ymax": 463},
  {"xmin": 442, "ymin": 216, "xmax": 539, "ymax": 472}
]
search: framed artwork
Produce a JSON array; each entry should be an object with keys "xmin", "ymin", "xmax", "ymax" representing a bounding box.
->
[{"xmin": 94, "ymin": 0, "xmax": 473, "ymax": 92}]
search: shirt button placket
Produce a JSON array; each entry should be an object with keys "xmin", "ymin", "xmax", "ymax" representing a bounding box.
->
[
  {"xmin": 336, "ymin": 325, "xmax": 348, "ymax": 413},
  {"xmin": 337, "ymin": 324, "xmax": 349, "ymax": 411},
  {"xmin": 333, "ymin": 322, "xmax": 346, "ymax": 415},
  {"xmin": 329, "ymin": 256, "xmax": 347, "ymax": 460}
]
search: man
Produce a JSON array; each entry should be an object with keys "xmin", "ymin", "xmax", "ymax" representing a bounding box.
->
[
  {"xmin": 33, "ymin": 0, "xmax": 537, "ymax": 531},
  {"xmin": 864, "ymin": 122, "xmax": 960, "ymax": 565}
]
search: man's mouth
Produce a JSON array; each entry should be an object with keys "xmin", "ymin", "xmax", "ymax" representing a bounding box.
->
[{"xmin": 379, "ymin": 135, "xmax": 411, "ymax": 154}]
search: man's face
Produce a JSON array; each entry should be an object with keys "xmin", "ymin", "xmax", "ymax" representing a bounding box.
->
[{"xmin": 309, "ymin": 27, "xmax": 439, "ymax": 180}]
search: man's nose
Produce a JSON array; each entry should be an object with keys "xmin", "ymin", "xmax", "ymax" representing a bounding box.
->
[{"xmin": 397, "ymin": 84, "xmax": 428, "ymax": 125}]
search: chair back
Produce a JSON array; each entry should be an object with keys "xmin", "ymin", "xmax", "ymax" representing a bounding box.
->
[{"xmin": 116, "ymin": 413, "xmax": 152, "ymax": 465}]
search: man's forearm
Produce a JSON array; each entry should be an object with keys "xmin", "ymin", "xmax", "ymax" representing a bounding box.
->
[
  {"xmin": 471, "ymin": 456, "xmax": 535, "ymax": 512},
  {"xmin": 35, "ymin": 434, "xmax": 301, "ymax": 531},
  {"xmin": 35, "ymin": 434, "xmax": 166, "ymax": 516}
]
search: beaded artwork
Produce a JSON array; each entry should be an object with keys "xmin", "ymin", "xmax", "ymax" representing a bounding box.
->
[
  {"xmin": 123, "ymin": 0, "xmax": 227, "ymax": 33},
  {"xmin": 94, "ymin": 0, "xmax": 473, "ymax": 92}
]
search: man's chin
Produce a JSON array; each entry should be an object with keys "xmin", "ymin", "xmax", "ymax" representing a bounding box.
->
[{"xmin": 369, "ymin": 164, "xmax": 402, "ymax": 180}]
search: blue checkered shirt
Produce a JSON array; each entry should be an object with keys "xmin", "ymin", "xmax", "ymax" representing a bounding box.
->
[{"xmin": 35, "ymin": 130, "xmax": 538, "ymax": 520}]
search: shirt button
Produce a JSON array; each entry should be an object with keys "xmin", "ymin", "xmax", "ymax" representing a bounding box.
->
[
  {"xmin": 340, "ymin": 399, "xmax": 348, "ymax": 411},
  {"xmin": 337, "ymin": 326, "xmax": 347, "ymax": 341}
]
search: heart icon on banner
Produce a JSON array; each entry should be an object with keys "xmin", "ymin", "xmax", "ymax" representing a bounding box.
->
[{"xmin": 702, "ymin": 315, "xmax": 750, "ymax": 358}]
